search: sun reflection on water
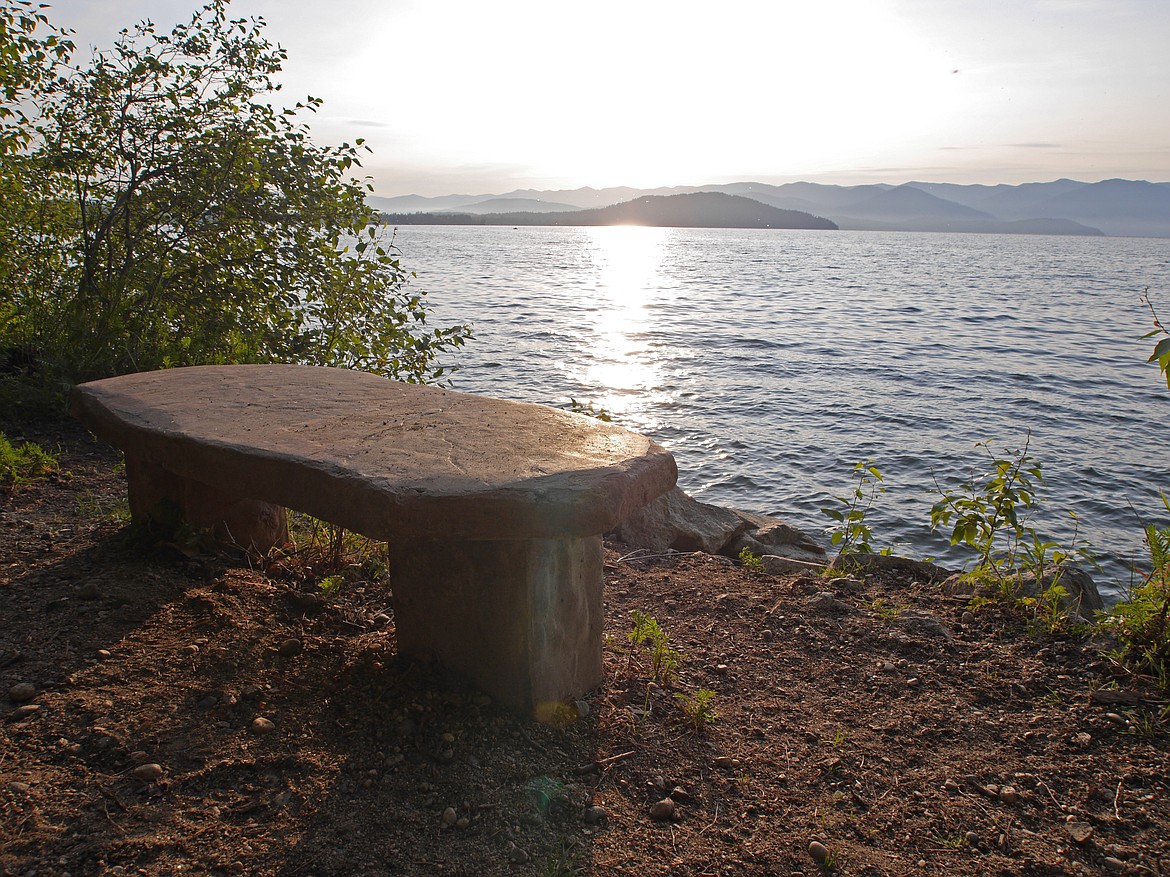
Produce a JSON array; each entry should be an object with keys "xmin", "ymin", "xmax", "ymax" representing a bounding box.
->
[{"xmin": 582, "ymin": 226, "xmax": 670, "ymax": 421}]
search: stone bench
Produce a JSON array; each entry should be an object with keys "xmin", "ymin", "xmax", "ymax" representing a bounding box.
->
[{"xmin": 70, "ymin": 364, "xmax": 677, "ymax": 718}]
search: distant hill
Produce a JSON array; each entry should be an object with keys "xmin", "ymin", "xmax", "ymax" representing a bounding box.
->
[
  {"xmin": 383, "ymin": 192, "xmax": 837, "ymax": 230},
  {"xmin": 375, "ymin": 178, "xmax": 1170, "ymax": 237}
]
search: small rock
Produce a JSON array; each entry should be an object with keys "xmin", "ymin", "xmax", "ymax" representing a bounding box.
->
[
  {"xmin": 507, "ymin": 841, "xmax": 529, "ymax": 864},
  {"xmin": 277, "ymin": 638, "xmax": 303, "ymax": 657},
  {"xmin": 715, "ymin": 664, "xmax": 729, "ymax": 674},
  {"xmin": 808, "ymin": 840, "xmax": 831, "ymax": 865},
  {"xmin": 183, "ymin": 643, "xmax": 200, "ymax": 655},
  {"xmin": 1065, "ymin": 821, "xmax": 1094, "ymax": 843},
  {"xmin": 998, "ymin": 786, "xmax": 1020, "ymax": 805},
  {"xmin": 96, "ymin": 649, "xmax": 112, "ymax": 660},
  {"xmin": 584, "ymin": 805, "xmax": 608, "ymax": 825},
  {"xmin": 441, "ymin": 806, "xmax": 457, "ymax": 827},
  {"xmin": 250, "ymin": 716, "xmax": 276, "ymax": 735},
  {"xmin": 806, "ymin": 592, "xmax": 850, "ymax": 613},
  {"xmin": 371, "ymin": 612, "xmax": 392, "ymax": 627},
  {"xmin": 943, "ymin": 778, "xmax": 961, "ymax": 794},
  {"xmin": 964, "ymin": 831, "xmax": 979, "ymax": 847},
  {"xmin": 74, "ymin": 582, "xmax": 101, "ymax": 600},
  {"xmin": 131, "ymin": 763, "xmax": 164, "ymax": 782},
  {"xmin": 8, "ymin": 682, "xmax": 36, "ymax": 703},
  {"xmin": 1103, "ymin": 857, "xmax": 1127, "ymax": 872},
  {"xmin": 8, "ymin": 781, "xmax": 31, "ymax": 793},
  {"xmin": 197, "ymin": 694, "xmax": 219, "ymax": 710},
  {"xmin": 1074, "ymin": 732, "xmax": 1093, "ymax": 748},
  {"xmin": 9, "ymin": 704, "xmax": 41, "ymax": 721},
  {"xmin": 713, "ymin": 756, "xmax": 737, "ymax": 770},
  {"xmin": 648, "ymin": 798, "xmax": 676, "ymax": 821},
  {"xmin": 1105, "ymin": 712, "xmax": 1128, "ymax": 727},
  {"xmin": 456, "ymin": 816, "xmax": 470, "ymax": 829},
  {"xmin": 574, "ymin": 699, "xmax": 591, "ymax": 718},
  {"xmin": 761, "ymin": 628, "xmax": 774, "ymax": 642}
]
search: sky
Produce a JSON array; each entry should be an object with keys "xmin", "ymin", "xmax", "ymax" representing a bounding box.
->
[{"xmin": 49, "ymin": 0, "xmax": 1170, "ymax": 197}]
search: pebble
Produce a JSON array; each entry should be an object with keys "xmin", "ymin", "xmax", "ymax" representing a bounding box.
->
[
  {"xmin": 1065, "ymin": 821, "xmax": 1094, "ymax": 843},
  {"xmin": 808, "ymin": 841, "xmax": 831, "ymax": 865},
  {"xmin": 277, "ymin": 638, "xmax": 303, "ymax": 657},
  {"xmin": 8, "ymin": 682, "xmax": 36, "ymax": 703},
  {"xmin": 9, "ymin": 704, "xmax": 40, "ymax": 721},
  {"xmin": 964, "ymin": 831, "xmax": 979, "ymax": 847},
  {"xmin": 584, "ymin": 805, "xmax": 608, "ymax": 825},
  {"xmin": 197, "ymin": 694, "xmax": 219, "ymax": 710},
  {"xmin": 648, "ymin": 798, "xmax": 676, "ymax": 821},
  {"xmin": 713, "ymin": 756, "xmax": 738, "ymax": 770},
  {"xmin": 1105, "ymin": 712, "xmax": 1128, "ymax": 726},
  {"xmin": 761, "ymin": 628, "xmax": 774, "ymax": 642},
  {"xmin": 131, "ymin": 763, "xmax": 164, "ymax": 782},
  {"xmin": 441, "ymin": 806, "xmax": 457, "ymax": 827},
  {"xmin": 183, "ymin": 644, "xmax": 200, "ymax": 655},
  {"xmin": 507, "ymin": 842, "xmax": 529, "ymax": 864},
  {"xmin": 8, "ymin": 781, "xmax": 31, "ymax": 794},
  {"xmin": 96, "ymin": 649, "xmax": 112, "ymax": 660},
  {"xmin": 574, "ymin": 699, "xmax": 591, "ymax": 718},
  {"xmin": 250, "ymin": 716, "xmax": 276, "ymax": 734},
  {"xmin": 1074, "ymin": 732, "xmax": 1093, "ymax": 748},
  {"xmin": 455, "ymin": 816, "xmax": 470, "ymax": 830},
  {"xmin": 371, "ymin": 613, "xmax": 392, "ymax": 627},
  {"xmin": 943, "ymin": 778, "xmax": 961, "ymax": 794},
  {"xmin": 999, "ymin": 786, "xmax": 1020, "ymax": 805},
  {"xmin": 1103, "ymin": 858, "xmax": 1127, "ymax": 872}
]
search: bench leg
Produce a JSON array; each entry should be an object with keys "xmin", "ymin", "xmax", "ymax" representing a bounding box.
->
[
  {"xmin": 123, "ymin": 457, "xmax": 287, "ymax": 552},
  {"xmin": 390, "ymin": 536, "xmax": 604, "ymax": 720}
]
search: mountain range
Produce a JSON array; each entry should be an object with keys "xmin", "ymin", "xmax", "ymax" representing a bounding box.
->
[{"xmin": 370, "ymin": 178, "xmax": 1170, "ymax": 238}]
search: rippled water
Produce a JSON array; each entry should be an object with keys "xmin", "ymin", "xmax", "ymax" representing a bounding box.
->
[{"xmin": 396, "ymin": 225, "xmax": 1170, "ymax": 599}]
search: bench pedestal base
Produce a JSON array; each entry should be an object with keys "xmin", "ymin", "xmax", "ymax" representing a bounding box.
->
[{"xmin": 390, "ymin": 536, "xmax": 605, "ymax": 719}]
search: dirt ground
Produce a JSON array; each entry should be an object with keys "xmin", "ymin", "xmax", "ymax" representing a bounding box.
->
[{"xmin": 2, "ymin": 414, "xmax": 1168, "ymax": 876}]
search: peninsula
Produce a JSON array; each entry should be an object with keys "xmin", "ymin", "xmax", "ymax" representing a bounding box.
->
[{"xmin": 382, "ymin": 191, "xmax": 838, "ymax": 230}]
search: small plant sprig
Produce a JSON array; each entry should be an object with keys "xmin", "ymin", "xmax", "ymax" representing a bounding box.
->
[
  {"xmin": 929, "ymin": 434, "xmax": 1042, "ymax": 573},
  {"xmin": 628, "ymin": 610, "xmax": 681, "ymax": 684},
  {"xmin": 822, "ymin": 459, "xmax": 886, "ymax": 556},
  {"xmin": 1141, "ymin": 289, "xmax": 1170, "ymax": 391},
  {"xmin": 738, "ymin": 547, "xmax": 765, "ymax": 573},
  {"xmin": 564, "ymin": 398, "xmax": 612, "ymax": 422},
  {"xmin": 1106, "ymin": 492, "xmax": 1170, "ymax": 690},
  {"xmin": 674, "ymin": 688, "xmax": 719, "ymax": 729},
  {"xmin": 0, "ymin": 432, "xmax": 59, "ymax": 487}
]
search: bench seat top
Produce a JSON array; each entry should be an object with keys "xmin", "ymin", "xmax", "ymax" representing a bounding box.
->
[{"xmin": 70, "ymin": 364, "xmax": 678, "ymax": 542}]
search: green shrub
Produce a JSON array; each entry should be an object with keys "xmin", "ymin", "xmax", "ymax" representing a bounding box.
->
[{"xmin": 1, "ymin": 1, "xmax": 469, "ymax": 387}]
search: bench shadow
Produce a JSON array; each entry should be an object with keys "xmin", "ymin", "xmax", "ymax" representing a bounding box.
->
[{"xmin": 1, "ymin": 529, "xmax": 603, "ymax": 875}]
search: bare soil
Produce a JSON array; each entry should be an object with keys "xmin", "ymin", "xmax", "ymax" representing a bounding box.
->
[{"xmin": 2, "ymin": 416, "xmax": 1168, "ymax": 876}]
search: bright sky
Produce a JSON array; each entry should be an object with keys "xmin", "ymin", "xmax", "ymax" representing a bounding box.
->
[{"xmin": 51, "ymin": 0, "xmax": 1170, "ymax": 196}]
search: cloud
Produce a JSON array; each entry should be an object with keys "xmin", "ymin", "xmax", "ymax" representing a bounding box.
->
[{"xmin": 1008, "ymin": 142, "xmax": 1063, "ymax": 149}]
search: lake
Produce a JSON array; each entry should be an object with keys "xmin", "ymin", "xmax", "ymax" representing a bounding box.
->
[{"xmin": 393, "ymin": 225, "xmax": 1170, "ymax": 600}]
